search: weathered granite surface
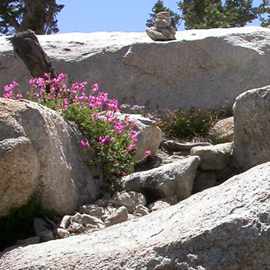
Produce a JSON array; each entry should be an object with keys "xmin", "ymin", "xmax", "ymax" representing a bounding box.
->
[
  {"xmin": 1, "ymin": 27, "xmax": 270, "ymax": 111},
  {"xmin": 233, "ymin": 85, "xmax": 270, "ymax": 171},
  {"xmin": 2, "ymin": 162, "xmax": 270, "ymax": 269}
]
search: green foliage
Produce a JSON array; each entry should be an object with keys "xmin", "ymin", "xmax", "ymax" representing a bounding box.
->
[
  {"xmin": 146, "ymin": 0, "xmax": 181, "ymax": 30},
  {"xmin": 61, "ymin": 103, "xmax": 135, "ymax": 191},
  {"xmin": 177, "ymin": 0, "xmax": 270, "ymax": 29},
  {"xmin": 0, "ymin": 198, "xmax": 56, "ymax": 251},
  {"xmin": 157, "ymin": 109, "xmax": 218, "ymax": 141},
  {"xmin": 5, "ymin": 73, "xmax": 138, "ymax": 192},
  {"xmin": 119, "ymin": 101, "xmax": 228, "ymax": 144},
  {"xmin": 258, "ymin": 0, "xmax": 270, "ymax": 27},
  {"xmin": 224, "ymin": 0, "xmax": 257, "ymax": 27},
  {"xmin": 209, "ymin": 131, "xmax": 234, "ymax": 145},
  {"xmin": 0, "ymin": 0, "xmax": 64, "ymax": 35}
]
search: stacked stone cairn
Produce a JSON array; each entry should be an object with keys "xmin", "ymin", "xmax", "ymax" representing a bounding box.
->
[{"xmin": 146, "ymin": 11, "xmax": 176, "ymax": 41}]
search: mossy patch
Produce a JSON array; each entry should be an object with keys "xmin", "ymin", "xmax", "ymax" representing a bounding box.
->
[{"xmin": 0, "ymin": 198, "xmax": 56, "ymax": 251}]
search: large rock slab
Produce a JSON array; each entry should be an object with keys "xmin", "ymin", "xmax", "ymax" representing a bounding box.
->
[
  {"xmin": 2, "ymin": 162, "xmax": 270, "ymax": 269},
  {"xmin": 1, "ymin": 27, "xmax": 270, "ymax": 111},
  {"xmin": 0, "ymin": 136, "xmax": 40, "ymax": 214},
  {"xmin": 233, "ymin": 85, "xmax": 270, "ymax": 171},
  {"xmin": 122, "ymin": 114, "xmax": 162, "ymax": 160},
  {"xmin": 210, "ymin": 116, "xmax": 234, "ymax": 142},
  {"xmin": 122, "ymin": 156, "xmax": 200, "ymax": 203},
  {"xmin": 0, "ymin": 98, "xmax": 101, "ymax": 216},
  {"xmin": 190, "ymin": 142, "xmax": 233, "ymax": 171}
]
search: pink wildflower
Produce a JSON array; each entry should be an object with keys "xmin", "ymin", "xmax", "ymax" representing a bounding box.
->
[
  {"xmin": 57, "ymin": 91, "xmax": 63, "ymax": 99},
  {"xmin": 114, "ymin": 121, "xmax": 123, "ymax": 133},
  {"xmin": 92, "ymin": 113, "xmax": 100, "ymax": 119},
  {"xmin": 131, "ymin": 105, "xmax": 141, "ymax": 110},
  {"xmin": 99, "ymin": 135, "xmax": 109, "ymax": 146},
  {"xmin": 81, "ymin": 140, "xmax": 89, "ymax": 149},
  {"xmin": 33, "ymin": 92, "xmax": 40, "ymax": 98},
  {"xmin": 11, "ymin": 81, "xmax": 18, "ymax": 88},
  {"xmin": 57, "ymin": 73, "xmax": 66, "ymax": 81},
  {"xmin": 62, "ymin": 83, "xmax": 67, "ymax": 92},
  {"xmin": 52, "ymin": 78, "xmax": 58, "ymax": 85},
  {"xmin": 95, "ymin": 100, "xmax": 102, "ymax": 108},
  {"xmin": 37, "ymin": 77, "xmax": 44, "ymax": 88},
  {"xmin": 4, "ymin": 85, "xmax": 10, "ymax": 92},
  {"xmin": 98, "ymin": 92, "xmax": 108, "ymax": 103},
  {"xmin": 92, "ymin": 83, "xmax": 99, "ymax": 92},
  {"xmin": 63, "ymin": 98, "xmax": 68, "ymax": 109},
  {"xmin": 89, "ymin": 96, "xmax": 96, "ymax": 103},
  {"xmin": 107, "ymin": 99, "xmax": 119, "ymax": 112},
  {"xmin": 124, "ymin": 115, "xmax": 130, "ymax": 121},
  {"xmin": 125, "ymin": 144, "xmax": 136, "ymax": 153},
  {"xmin": 131, "ymin": 131, "xmax": 137, "ymax": 143},
  {"xmin": 3, "ymin": 81, "xmax": 20, "ymax": 99},
  {"xmin": 79, "ymin": 95, "xmax": 85, "ymax": 102},
  {"xmin": 40, "ymin": 88, "xmax": 45, "ymax": 95},
  {"xmin": 3, "ymin": 92, "xmax": 12, "ymax": 99},
  {"xmin": 73, "ymin": 96, "xmax": 78, "ymax": 103},
  {"xmin": 79, "ymin": 82, "xmax": 87, "ymax": 89},
  {"xmin": 4, "ymin": 81, "xmax": 18, "ymax": 91},
  {"xmin": 131, "ymin": 120, "xmax": 137, "ymax": 127},
  {"xmin": 50, "ymin": 87, "xmax": 56, "ymax": 93},
  {"xmin": 105, "ymin": 112, "xmax": 113, "ymax": 122},
  {"xmin": 16, "ymin": 93, "xmax": 22, "ymax": 99},
  {"xmin": 45, "ymin": 79, "xmax": 51, "ymax": 85},
  {"xmin": 120, "ymin": 104, "xmax": 129, "ymax": 109},
  {"xmin": 72, "ymin": 83, "xmax": 79, "ymax": 93},
  {"xmin": 146, "ymin": 150, "xmax": 151, "ymax": 157}
]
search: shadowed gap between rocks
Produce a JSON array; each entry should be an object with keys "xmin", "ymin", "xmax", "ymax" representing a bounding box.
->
[{"xmin": 140, "ymin": 188, "xmax": 165, "ymax": 205}]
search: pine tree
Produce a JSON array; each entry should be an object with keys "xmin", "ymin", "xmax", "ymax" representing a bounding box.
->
[
  {"xmin": 0, "ymin": 0, "xmax": 64, "ymax": 35},
  {"xmin": 177, "ymin": 0, "xmax": 270, "ymax": 29},
  {"xmin": 146, "ymin": 0, "xmax": 181, "ymax": 30},
  {"xmin": 224, "ymin": 0, "xmax": 256, "ymax": 27},
  {"xmin": 257, "ymin": 0, "xmax": 270, "ymax": 27}
]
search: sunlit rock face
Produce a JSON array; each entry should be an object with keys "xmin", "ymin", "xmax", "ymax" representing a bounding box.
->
[
  {"xmin": 1, "ymin": 27, "xmax": 270, "ymax": 111},
  {"xmin": 2, "ymin": 162, "xmax": 270, "ymax": 269}
]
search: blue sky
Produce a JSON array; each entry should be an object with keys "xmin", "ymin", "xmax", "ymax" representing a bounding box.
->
[{"xmin": 56, "ymin": 0, "xmax": 265, "ymax": 33}]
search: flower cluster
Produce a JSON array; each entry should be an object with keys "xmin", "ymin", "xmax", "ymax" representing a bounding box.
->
[
  {"xmin": 3, "ymin": 73, "xmax": 152, "ymax": 191},
  {"xmin": 3, "ymin": 81, "xmax": 22, "ymax": 99},
  {"xmin": 119, "ymin": 103, "xmax": 160, "ymax": 122},
  {"xmin": 120, "ymin": 103, "xmax": 145, "ymax": 113}
]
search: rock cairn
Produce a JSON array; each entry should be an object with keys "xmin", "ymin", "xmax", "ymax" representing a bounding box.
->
[{"xmin": 146, "ymin": 11, "xmax": 176, "ymax": 41}]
